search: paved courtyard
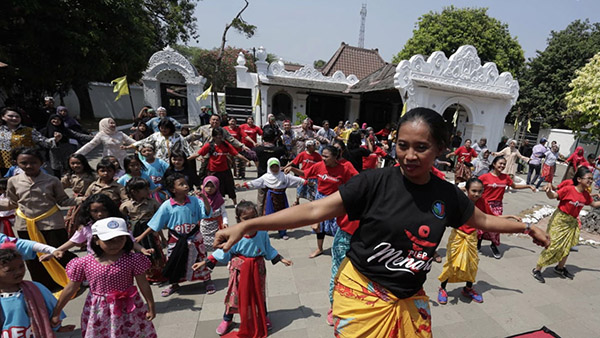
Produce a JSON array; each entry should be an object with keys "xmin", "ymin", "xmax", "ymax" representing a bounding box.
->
[{"xmin": 52, "ymin": 160, "xmax": 600, "ymax": 338}]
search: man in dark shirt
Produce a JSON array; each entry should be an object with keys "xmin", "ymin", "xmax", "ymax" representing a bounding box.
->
[
  {"xmin": 253, "ymin": 128, "xmax": 286, "ymax": 215},
  {"xmin": 450, "ymin": 131, "xmax": 462, "ymax": 149},
  {"xmin": 262, "ymin": 114, "xmax": 283, "ymax": 147},
  {"xmin": 518, "ymin": 139, "xmax": 533, "ymax": 174},
  {"xmin": 496, "ymin": 136, "xmax": 508, "ymax": 152}
]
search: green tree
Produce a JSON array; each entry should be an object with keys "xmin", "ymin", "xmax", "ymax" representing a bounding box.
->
[
  {"xmin": 0, "ymin": 0, "xmax": 198, "ymax": 118},
  {"xmin": 563, "ymin": 52, "xmax": 600, "ymax": 139},
  {"xmin": 392, "ymin": 6, "xmax": 524, "ymax": 76},
  {"xmin": 515, "ymin": 20, "xmax": 600, "ymax": 128},
  {"xmin": 175, "ymin": 45, "xmax": 256, "ymax": 91}
]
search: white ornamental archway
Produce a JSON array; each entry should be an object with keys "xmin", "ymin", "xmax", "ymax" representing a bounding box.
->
[
  {"xmin": 394, "ymin": 45, "xmax": 519, "ymax": 149},
  {"xmin": 142, "ymin": 46, "xmax": 206, "ymax": 125}
]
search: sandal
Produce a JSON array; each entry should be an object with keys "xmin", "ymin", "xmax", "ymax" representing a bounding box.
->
[
  {"xmin": 161, "ymin": 284, "xmax": 180, "ymax": 297},
  {"xmin": 205, "ymin": 282, "xmax": 216, "ymax": 295}
]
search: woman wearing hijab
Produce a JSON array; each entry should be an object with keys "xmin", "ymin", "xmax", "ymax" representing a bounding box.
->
[
  {"xmin": 237, "ymin": 158, "xmax": 305, "ymax": 239},
  {"xmin": 41, "ymin": 114, "xmax": 92, "ymax": 177},
  {"xmin": 128, "ymin": 118, "xmax": 193, "ymax": 162},
  {"xmin": 491, "ymin": 139, "xmax": 530, "ymax": 178},
  {"xmin": 75, "ymin": 118, "xmax": 136, "ymax": 167},
  {"xmin": 56, "ymin": 106, "xmax": 88, "ymax": 134},
  {"xmin": 200, "ymin": 176, "xmax": 228, "ymax": 252},
  {"xmin": 472, "ymin": 149, "xmax": 492, "ymax": 177},
  {"xmin": 562, "ymin": 146, "xmax": 587, "ymax": 181}
]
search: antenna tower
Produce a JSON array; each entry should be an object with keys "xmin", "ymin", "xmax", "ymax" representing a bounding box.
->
[{"xmin": 358, "ymin": 3, "xmax": 367, "ymax": 48}]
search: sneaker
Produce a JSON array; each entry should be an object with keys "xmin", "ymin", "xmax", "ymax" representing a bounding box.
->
[
  {"xmin": 461, "ymin": 287, "xmax": 483, "ymax": 303},
  {"xmin": 570, "ymin": 246, "xmax": 579, "ymax": 252},
  {"xmin": 282, "ymin": 235, "xmax": 289, "ymax": 240},
  {"xmin": 216, "ymin": 320, "xmax": 232, "ymax": 335},
  {"xmin": 490, "ymin": 244, "xmax": 501, "ymax": 259},
  {"xmin": 266, "ymin": 317, "xmax": 272, "ymax": 331},
  {"xmin": 532, "ymin": 269, "xmax": 545, "ymax": 283},
  {"xmin": 554, "ymin": 266, "xmax": 575, "ymax": 280},
  {"xmin": 326, "ymin": 308, "xmax": 334, "ymax": 326},
  {"xmin": 437, "ymin": 287, "xmax": 448, "ymax": 304}
]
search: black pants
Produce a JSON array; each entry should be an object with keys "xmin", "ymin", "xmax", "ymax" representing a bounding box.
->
[{"xmin": 17, "ymin": 229, "xmax": 77, "ymax": 292}]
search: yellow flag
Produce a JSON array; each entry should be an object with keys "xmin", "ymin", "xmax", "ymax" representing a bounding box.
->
[
  {"xmin": 452, "ymin": 110, "xmax": 458, "ymax": 125},
  {"xmin": 111, "ymin": 76, "xmax": 129, "ymax": 101},
  {"xmin": 196, "ymin": 84, "xmax": 212, "ymax": 102},
  {"xmin": 254, "ymin": 89, "xmax": 261, "ymax": 107},
  {"xmin": 400, "ymin": 102, "xmax": 407, "ymax": 117},
  {"xmin": 527, "ymin": 119, "xmax": 532, "ymax": 132},
  {"xmin": 514, "ymin": 118, "xmax": 519, "ymax": 132}
]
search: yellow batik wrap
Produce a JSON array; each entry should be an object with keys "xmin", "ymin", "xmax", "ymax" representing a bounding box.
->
[
  {"xmin": 537, "ymin": 209, "xmax": 579, "ymax": 268},
  {"xmin": 438, "ymin": 229, "xmax": 479, "ymax": 283},
  {"xmin": 16, "ymin": 206, "xmax": 69, "ymax": 288},
  {"xmin": 332, "ymin": 259, "xmax": 432, "ymax": 338}
]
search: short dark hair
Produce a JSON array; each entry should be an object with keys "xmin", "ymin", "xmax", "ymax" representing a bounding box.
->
[
  {"xmin": 322, "ymin": 145, "xmax": 339, "ymax": 158},
  {"xmin": 125, "ymin": 177, "xmax": 150, "ymax": 198},
  {"xmin": 158, "ymin": 118, "xmax": 175, "ymax": 135},
  {"xmin": 90, "ymin": 235, "xmax": 134, "ymax": 257},
  {"xmin": 0, "ymin": 247, "xmax": 21, "ymax": 265},
  {"xmin": 164, "ymin": 173, "xmax": 186, "ymax": 193},
  {"xmin": 262, "ymin": 128, "xmax": 276, "ymax": 142},
  {"xmin": 0, "ymin": 107, "xmax": 22, "ymax": 124},
  {"xmin": 465, "ymin": 177, "xmax": 483, "ymax": 190},
  {"xmin": 76, "ymin": 193, "xmax": 124, "ymax": 226},
  {"xmin": 123, "ymin": 155, "xmax": 146, "ymax": 174},
  {"xmin": 397, "ymin": 108, "xmax": 449, "ymax": 151},
  {"xmin": 14, "ymin": 147, "xmax": 45, "ymax": 163},
  {"xmin": 96, "ymin": 158, "xmax": 116, "ymax": 172},
  {"xmin": 235, "ymin": 200, "xmax": 258, "ymax": 222},
  {"xmin": 347, "ymin": 131, "xmax": 363, "ymax": 150}
]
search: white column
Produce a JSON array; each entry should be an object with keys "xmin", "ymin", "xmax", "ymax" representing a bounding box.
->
[{"xmin": 296, "ymin": 93, "xmax": 308, "ymax": 124}]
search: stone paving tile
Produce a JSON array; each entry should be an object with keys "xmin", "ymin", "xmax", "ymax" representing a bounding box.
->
[{"xmin": 52, "ymin": 162, "xmax": 600, "ymax": 337}]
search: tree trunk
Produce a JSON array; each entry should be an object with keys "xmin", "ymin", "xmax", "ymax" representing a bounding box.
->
[{"xmin": 73, "ymin": 82, "xmax": 94, "ymax": 120}]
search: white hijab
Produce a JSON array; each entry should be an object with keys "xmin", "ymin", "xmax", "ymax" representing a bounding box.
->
[{"xmin": 261, "ymin": 158, "xmax": 289, "ymax": 189}]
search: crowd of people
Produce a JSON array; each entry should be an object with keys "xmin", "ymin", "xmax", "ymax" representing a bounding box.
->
[{"xmin": 0, "ymin": 99, "xmax": 599, "ymax": 338}]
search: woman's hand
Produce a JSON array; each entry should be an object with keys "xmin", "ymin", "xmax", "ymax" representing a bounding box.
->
[
  {"xmin": 529, "ymin": 226, "xmax": 550, "ymax": 248},
  {"xmin": 54, "ymin": 132, "xmax": 62, "ymax": 142},
  {"xmin": 214, "ymin": 224, "xmax": 246, "ymax": 252},
  {"xmin": 280, "ymin": 258, "xmax": 293, "ymax": 266}
]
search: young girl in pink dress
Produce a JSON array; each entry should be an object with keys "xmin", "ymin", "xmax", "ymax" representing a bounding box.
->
[{"xmin": 51, "ymin": 217, "xmax": 157, "ymax": 338}]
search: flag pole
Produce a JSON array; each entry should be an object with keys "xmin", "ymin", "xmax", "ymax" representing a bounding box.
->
[{"xmin": 127, "ymin": 82, "xmax": 136, "ymax": 120}]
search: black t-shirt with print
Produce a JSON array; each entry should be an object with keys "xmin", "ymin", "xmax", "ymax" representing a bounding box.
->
[{"xmin": 339, "ymin": 166, "xmax": 474, "ymax": 299}]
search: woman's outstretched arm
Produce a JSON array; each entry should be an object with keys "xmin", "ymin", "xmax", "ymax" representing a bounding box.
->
[{"xmin": 215, "ymin": 192, "xmax": 346, "ymax": 251}]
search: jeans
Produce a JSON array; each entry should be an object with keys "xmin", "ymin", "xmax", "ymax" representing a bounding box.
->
[{"xmin": 526, "ymin": 163, "xmax": 541, "ymax": 185}]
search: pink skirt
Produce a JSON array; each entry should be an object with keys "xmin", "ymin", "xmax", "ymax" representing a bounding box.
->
[
  {"xmin": 81, "ymin": 288, "xmax": 157, "ymax": 338},
  {"xmin": 477, "ymin": 200, "xmax": 502, "ymax": 246}
]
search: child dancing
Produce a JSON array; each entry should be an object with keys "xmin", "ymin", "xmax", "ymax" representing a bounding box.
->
[
  {"xmin": 438, "ymin": 178, "xmax": 521, "ymax": 304},
  {"xmin": 193, "ymin": 201, "xmax": 293, "ymax": 336},
  {"xmin": 122, "ymin": 178, "xmax": 167, "ymax": 283},
  {"xmin": 52, "ymin": 217, "xmax": 157, "ymax": 338},
  {"xmin": 138, "ymin": 173, "xmax": 215, "ymax": 296},
  {"xmin": 238, "ymin": 157, "xmax": 305, "ymax": 239},
  {"xmin": 0, "ymin": 243, "xmax": 74, "ymax": 336},
  {"xmin": 199, "ymin": 176, "xmax": 229, "ymax": 252}
]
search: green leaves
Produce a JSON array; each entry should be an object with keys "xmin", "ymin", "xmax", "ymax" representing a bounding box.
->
[
  {"xmin": 515, "ymin": 20, "xmax": 600, "ymax": 128},
  {"xmin": 392, "ymin": 6, "xmax": 524, "ymax": 76},
  {"xmin": 564, "ymin": 53, "xmax": 600, "ymax": 139}
]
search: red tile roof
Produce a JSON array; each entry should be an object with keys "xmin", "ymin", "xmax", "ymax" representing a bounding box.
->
[{"xmin": 321, "ymin": 42, "xmax": 386, "ymax": 80}]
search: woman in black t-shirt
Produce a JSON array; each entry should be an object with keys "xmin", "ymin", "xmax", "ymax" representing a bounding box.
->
[
  {"xmin": 214, "ymin": 108, "xmax": 550, "ymax": 338},
  {"xmin": 345, "ymin": 131, "xmax": 372, "ymax": 173}
]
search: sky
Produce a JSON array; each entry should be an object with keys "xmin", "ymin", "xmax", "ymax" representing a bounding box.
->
[{"xmin": 191, "ymin": 0, "xmax": 600, "ymax": 66}]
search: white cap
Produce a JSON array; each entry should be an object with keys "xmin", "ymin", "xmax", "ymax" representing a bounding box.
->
[{"xmin": 91, "ymin": 217, "xmax": 130, "ymax": 241}]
